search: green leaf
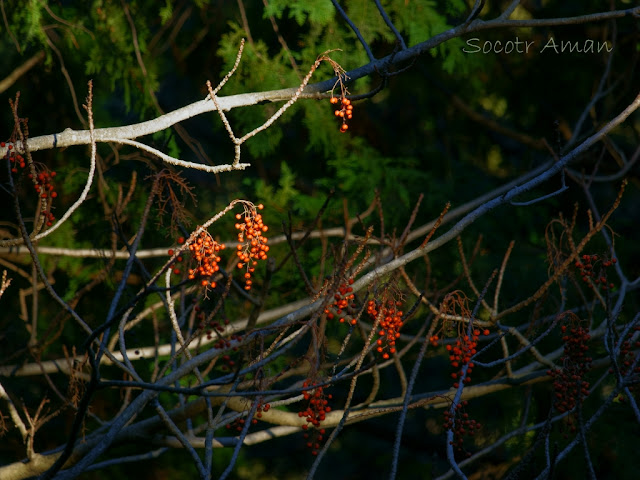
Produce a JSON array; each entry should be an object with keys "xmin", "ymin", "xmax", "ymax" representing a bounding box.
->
[
  {"xmin": 159, "ymin": 0, "xmax": 173, "ymax": 25},
  {"xmin": 264, "ymin": 0, "xmax": 335, "ymax": 26}
]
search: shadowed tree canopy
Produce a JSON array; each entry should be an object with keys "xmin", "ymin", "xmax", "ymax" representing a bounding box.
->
[{"xmin": 0, "ymin": 1, "xmax": 639, "ymax": 479}]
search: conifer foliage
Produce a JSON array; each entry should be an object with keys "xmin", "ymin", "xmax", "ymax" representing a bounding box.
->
[{"xmin": 1, "ymin": 1, "xmax": 639, "ymax": 479}]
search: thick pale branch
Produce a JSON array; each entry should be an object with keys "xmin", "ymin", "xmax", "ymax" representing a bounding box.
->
[{"xmin": 2, "ymin": 6, "xmax": 636, "ymax": 159}]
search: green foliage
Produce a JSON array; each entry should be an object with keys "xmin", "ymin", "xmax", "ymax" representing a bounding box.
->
[
  {"xmin": 2, "ymin": 1, "xmax": 639, "ymax": 479},
  {"xmin": 152, "ymin": 130, "xmax": 181, "ymax": 160},
  {"xmin": 342, "ymin": 0, "xmax": 395, "ymax": 44},
  {"xmin": 84, "ymin": 1, "xmax": 159, "ymax": 113},
  {"xmin": 324, "ymin": 138, "xmax": 429, "ymax": 213},
  {"xmin": 264, "ymin": 0, "xmax": 335, "ymax": 26},
  {"xmin": 250, "ymin": 161, "xmax": 300, "ymax": 211},
  {"xmin": 246, "ymin": 162, "xmax": 327, "ymax": 225},
  {"xmin": 8, "ymin": 0, "xmax": 47, "ymax": 49},
  {"xmin": 159, "ymin": 0, "xmax": 174, "ymax": 25},
  {"xmin": 302, "ymin": 100, "xmax": 343, "ymax": 156}
]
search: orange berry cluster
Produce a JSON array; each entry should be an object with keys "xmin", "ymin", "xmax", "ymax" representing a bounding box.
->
[
  {"xmin": 186, "ymin": 230, "xmax": 225, "ymax": 288},
  {"xmin": 234, "ymin": 204, "xmax": 268, "ymax": 291},
  {"xmin": 226, "ymin": 401, "xmax": 271, "ymax": 432},
  {"xmin": 368, "ymin": 299, "xmax": 403, "ymax": 360},
  {"xmin": 324, "ymin": 278, "xmax": 356, "ymax": 325},
  {"xmin": 547, "ymin": 322, "xmax": 592, "ymax": 415},
  {"xmin": 575, "ymin": 254, "xmax": 616, "ymax": 290},
  {"xmin": 298, "ymin": 380, "xmax": 332, "ymax": 455},
  {"xmin": 443, "ymin": 400, "xmax": 481, "ymax": 453},
  {"xmin": 446, "ymin": 329, "xmax": 489, "ymax": 388},
  {"xmin": 330, "ymin": 96, "xmax": 353, "ymax": 132}
]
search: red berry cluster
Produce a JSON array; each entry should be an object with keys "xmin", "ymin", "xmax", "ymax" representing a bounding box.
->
[
  {"xmin": 575, "ymin": 254, "xmax": 616, "ymax": 290},
  {"xmin": 168, "ymin": 236, "xmax": 186, "ymax": 275},
  {"xmin": 186, "ymin": 230, "xmax": 225, "ymax": 288},
  {"xmin": 547, "ymin": 321, "xmax": 592, "ymax": 415},
  {"xmin": 443, "ymin": 400, "xmax": 481, "ymax": 453},
  {"xmin": 190, "ymin": 301, "xmax": 241, "ymax": 359},
  {"xmin": 3, "ymin": 142, "xmax": 26, "ymax": 174},
  {"xmin": 235, "ymin": 204, "xmax": 268, "ymax": 291},
  {"xmin": 367, "ymin": 299, "xmax": 403, "ymax": 360},
  {"xmin": 298, "ymin": 380, "xmax": 332, "ymax": 455},
  {"xmin": 617, "ymin": 327, "xmax": 640, "ymax": 377},
  {"xmin": 33, "ymin": 170, "xmax": 58, "ymax": 226},
  {"xmin": 446, "ymin": 329, "xmax": 490, "ymax": 387},
  {"xmin": 324, "ymin": 278, "xmax": 356, "ymax": 325},
  {"xmin": 193, "ymin": 304, "xmax": 231, "ymax": 343},
  {"xmin": 610, "ymin": 324, "xmax": 640, "ymax": 400},
  {"xmin": 330, "ymin": 96, "xmax": 354, "ymax": 133},
  {"xmin": 210, "ymin": 332, "xmax": 242, "ymax": 370},
  {"xmin": 3, "ymin": 142, "xmax": 59, "ymax": 227},
  {"xmin": 226, "ymin": 401, "xmax": 271, "ymax": 432},
  {"xmin": 302, "ymin": 427, "xmax": 327, "ymax": 456},
  {"xmin": 211, "ymin": 332, "xmax": 242, "ymax": 350}
]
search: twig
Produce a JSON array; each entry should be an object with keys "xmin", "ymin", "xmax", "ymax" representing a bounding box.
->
[
  {"xmin": 492, "ymin": 241, "xmax": 514, "ymax": 315},
  {"xmin": 374, "ymin": 0, "xmax": 406, "ymax": 49},
  {"xmin": 389, "ymin": 313, "xmax": 434, "ymax": 480},
  {"xmin": 331, "ymin": 0, "xmax": 375, "ymax": 61},
  {"xmin": 0, "ymin": 51, "xmax": 45, "ymax": 94},
  {"xmin": 0, "ymin": 269, "xmax": 11, "ymax": 299},
  {"xmin": 0, "ymin": 380, "xmax": 28, "ymax": 440}
]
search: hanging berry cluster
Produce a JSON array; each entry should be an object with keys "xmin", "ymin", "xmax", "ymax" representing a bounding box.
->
[
  {"xmin": 192, "ymin": 303, "xmax": 239, "ymax": 355},
  {"xmin": 574, "ymin": 254, "xmax": 616, "ymax": 290},
  {"xmin": 3, "ymin": 142, "xmax": 26, "ymax": 173},
  {"xmin": 211, "ymin": 333, "xmax": 243, "ymax": 354},
  {"xmin": 186, "ymin": 230, "xmax": 225, "ymax": 288},
  {"xmin": 324, "ymin": 278, "xmax": 356, "ymax": 325},
  {"xmin": 547, "ymin": 317, "xmax": 592, "ymax": 417},
  {"xmin": 4, "ymin": 142, "xmax": 58, "ymax": 227},
  {"xmin": 234, "ymin": 203, "xmax": 269, "ymax": 291},
  {"xmin": 33, "ymin": 170, "xmax": 58, "ymax": 226},
  {"xmin": 612, "ymin": 324, "xmax": 640, "ymax": 401},
  {"xmin": 329, "ymin": 96, "xmax": 354, "ymax": 132},
  {"xmin": 167, "ymin": 203, "xmax": 269, "ymax": 292},
  {"xmin": 168, "ymin": 236, "xmax": 185, "ymax": 275},
  {"xmin": 446, "ymin": 328, "xmax": 490, "ymax": 388},
  {"xmin": 367, "ymin": 299, "xmax": 404, "ymax": 360},
  {"xmin": 443, "ymin": 400, "xmax": 481, "ymax": 454},
  {"xmin": 226, "ymin": 401, "xmax": 271, "ymax": 432},
  {"xmin": 298, "ymin": 380, "xmax": 332, "ymax": 455}
]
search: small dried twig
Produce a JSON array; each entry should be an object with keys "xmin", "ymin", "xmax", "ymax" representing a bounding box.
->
[
  {"xmin": 420, "ymin": 202, "xmax": 451, "ymax": 248},
  {"xmin": 0, "ymin": 270, "xmax": 11, "ymax": 299},
  {"xmin": 493, "ymin": 240, "xmax": 515, "ymax": 316},
  {"xmin": 208, "ymin": 43, "xmax": 350, "ymax": 167},
  {"xmin": 495, "ymin": 179, "xmax": 627, "ymax": 321}
]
